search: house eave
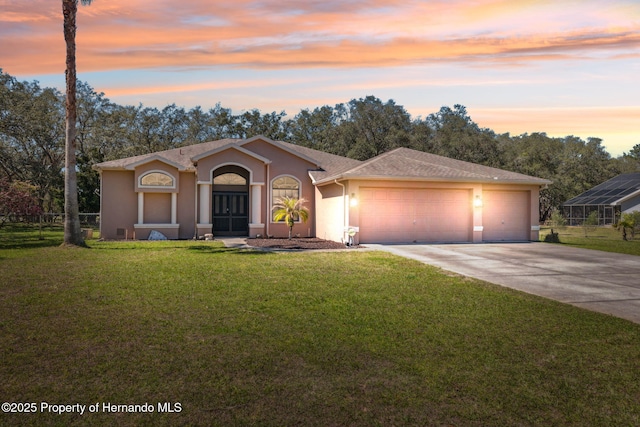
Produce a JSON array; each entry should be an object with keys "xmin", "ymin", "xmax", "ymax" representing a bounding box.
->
[
  {"xmin": 93, "ymin": 164, "xmax": 121, "ymax": 172},
  {"xmin": 314, "ymin": 174, "xmax": 551, "ymax": 187}
]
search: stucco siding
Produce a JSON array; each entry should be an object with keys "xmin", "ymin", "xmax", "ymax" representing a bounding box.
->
[
  {"xmin": 100, "ymin": 170, "xmax": 137, "ymax": 240},
  {"xmin": 315, "ymin": 184, "xmax": 346, "ymax": 243},
  {"xmin": 144, "ymin": 193, "xmax": 171, "ymax": 223},
  {"xmin": 177, "ymin": 172, "xmax": 196, "ymax": 239}
]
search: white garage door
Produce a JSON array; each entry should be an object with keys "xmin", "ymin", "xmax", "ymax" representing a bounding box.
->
[
  {"xmin": 359, "ymin": 188, "xmax": 472, "ymax": 243},
  {"xmin": 482, "ymin": 190, "xmax": 530, "ymax": 241}
]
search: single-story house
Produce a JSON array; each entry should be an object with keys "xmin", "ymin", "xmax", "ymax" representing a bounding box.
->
[
  {"xmin": 94, "ymin": 135, "xmax": 551, "ymax": 244},
  {"xmin": 563, "ymin": 173, "xmax": 640, "ymax": 225}
]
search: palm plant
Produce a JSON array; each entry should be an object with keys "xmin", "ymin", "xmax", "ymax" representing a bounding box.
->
[
  {"xmin": 273, "ymin": 197, "xmax": 309, "ymax": 240},
  {"xmin": 615, "ymin": 212, "xmax": 639, "ymax": 241},
  {"xmin": 62, "ymin": 0, "xmax": 93, "ymax": 246}
]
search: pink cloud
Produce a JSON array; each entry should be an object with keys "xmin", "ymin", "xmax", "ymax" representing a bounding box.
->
[{"xmin": 2, "ymin": 0, "xmax": 638, "ymax": 75}]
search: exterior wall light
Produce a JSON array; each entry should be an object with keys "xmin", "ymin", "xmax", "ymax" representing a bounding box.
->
[
  {"xmin": 350, "ymin": 193, "xmax": 358, "ymax": 207},
  {"xmin": 474, "ymin": 195, "xmax": 483, "ymax": 208}
]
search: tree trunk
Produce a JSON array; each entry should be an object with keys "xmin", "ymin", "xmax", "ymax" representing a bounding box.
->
[{"xmin": 62, "ymin": 0, "xmax": 86, "ymax": 247}]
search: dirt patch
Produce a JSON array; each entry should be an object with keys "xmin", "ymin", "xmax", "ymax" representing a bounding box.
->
[{"xmin": 246, "ymin": 237, "xmax": 347, "ymax": 250}]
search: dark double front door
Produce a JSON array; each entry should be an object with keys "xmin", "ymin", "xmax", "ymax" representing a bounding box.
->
[{"xmin": 213, "ymin": 192, "xmax": 248, "ymax": 236}]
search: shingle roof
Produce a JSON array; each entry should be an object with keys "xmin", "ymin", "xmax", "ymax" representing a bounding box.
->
[
  {"xmin": 94, "ymin": 138, "xmax": 239, "ymax": 171},
  {"xmin": 564, "ymin": 173, "xmax": 640, "ymax": 206},
  {"xmin": 313, "ymin": 147, "xmax": 552, "ymax": 185},
  {"xmin": 94, "ymin": 136, "xmax": 551, "ymax": 186}
]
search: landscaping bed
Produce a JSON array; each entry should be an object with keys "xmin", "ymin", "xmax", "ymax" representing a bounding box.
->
[{"xmin": 246, "ymin": 237, "xmax": 348, "ymax": 250}]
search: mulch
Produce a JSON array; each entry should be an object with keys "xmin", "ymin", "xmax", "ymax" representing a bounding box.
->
[{"xmin": 246, "ymin": 237, "xmax": 349, "ymax": 250}]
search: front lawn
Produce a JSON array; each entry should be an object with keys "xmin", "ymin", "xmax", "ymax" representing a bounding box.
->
[{"xmin": 1, "ymin": 227, "xmax": 639, "ymax": 426}]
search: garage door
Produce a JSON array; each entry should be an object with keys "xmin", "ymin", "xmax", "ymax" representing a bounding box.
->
[
  {"xmin": 359, "ymin": 188, "xmax": 472, "ymax": 243},
  {"xmin": 482, "ymin": 190, "xmax": 530, "ymax": 241}
]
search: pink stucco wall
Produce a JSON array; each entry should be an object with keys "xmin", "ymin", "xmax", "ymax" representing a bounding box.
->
[
  {"xmin": 177, "ymin": 172, "xmax": 196, "ymax": 239},
  {"xmin": 315, "ymin": 183, "xmax": 347, "ymax": 243},
  {"xmin": 100, "ymin": 170, "xmax": 137, "ymax": 240},
  {"xmin": 144, "ymin": 193, "xmax": 171, "ymax": 223}
]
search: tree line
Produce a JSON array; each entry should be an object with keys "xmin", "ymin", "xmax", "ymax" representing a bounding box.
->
[{"xmin": 1, "ymin": 69, "xmax": 639, "ymax": 221}]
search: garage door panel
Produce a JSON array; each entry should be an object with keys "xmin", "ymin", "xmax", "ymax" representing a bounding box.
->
[
  {"xmin": 482, "ymin": 191, "xmax": 530, "ymax": 241},
  {"xmin": 360, "ymin": 188, "xmax": 472, "ymax": 243},
  {"xmin": 387, "ymin": 189, "xmax": 405, "ymax": 201}
]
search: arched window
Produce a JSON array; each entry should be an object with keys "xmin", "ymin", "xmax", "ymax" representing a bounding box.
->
[
  {"xmin": 272, "ymin": 176, "xmax": 300, "ymax": 221},
  {"xmin": 140, "ymin": 171, "xmax": 174, "ymax": 187},
  {"xmin": 213, "ymin": 173, "xmax": 247, "ymax": 186}
]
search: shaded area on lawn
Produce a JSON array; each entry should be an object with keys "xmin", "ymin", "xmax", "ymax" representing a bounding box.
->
[
  {"xmin": 188, "ymin": 244, "xmax": 272, "ymax": 255},
  {"xmin": 0, "ymin": 224, "xmax": 65, "ymax": 250}
]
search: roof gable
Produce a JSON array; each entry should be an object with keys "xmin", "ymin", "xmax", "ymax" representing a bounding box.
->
[
  {"xmin": 191, "ymin": 143, "xmax": 272, "ymax": 164},
  {"xmin": 238, "ymin": 136, "xmax": 322, "ymax": 167},
  {"xmin": 122, "ymin": 154, "xmax": 187, "ymax": 171}
]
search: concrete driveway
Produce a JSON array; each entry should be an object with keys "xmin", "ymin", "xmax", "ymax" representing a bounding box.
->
[{"xmin": 367, "ymin": 242, "xmax": 640, "ymax": 324}]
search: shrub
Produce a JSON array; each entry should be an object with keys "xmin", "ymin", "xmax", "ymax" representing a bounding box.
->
[
  {"xmin": 0, "ymin": 178, "xmax": 43, "ymax": 227},
  {"xmin": 544, "ymin": 230, "xmax": 561, "ymax": 243},
  {"xmin": 582, "ymin": 211, "xmax": 599, "ymax": 237}
]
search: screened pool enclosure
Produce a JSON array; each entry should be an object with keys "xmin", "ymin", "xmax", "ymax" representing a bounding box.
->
[{"xmin": 563, "ymin": 173, "xmax": 640, "ymax": 225}]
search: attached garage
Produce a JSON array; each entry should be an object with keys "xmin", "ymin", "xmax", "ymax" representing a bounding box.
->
[
  {"xmin": 359, "ymin": 187, "xmax": 472, "ymax": 243},
  {"xmin": 313, "ymin": 148, "xmax": 550, "ymax": 244},
  {"xmin": 482, "ymin": 190, "xmax": 530, "ymax": 241}
]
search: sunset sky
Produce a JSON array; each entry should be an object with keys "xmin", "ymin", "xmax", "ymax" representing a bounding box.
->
[{"xmin": 2, "ymin": 0, "xmax": 639, "ymax": 156}]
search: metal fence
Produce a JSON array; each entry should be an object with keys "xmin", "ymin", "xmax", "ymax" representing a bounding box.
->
[
  {"xmin": 1, "ymin": 213, "xmax": 100, "ymax": 226},
  {"xmin": 44, "ymin": 213, "xmax": 100, "ymax": 226}
]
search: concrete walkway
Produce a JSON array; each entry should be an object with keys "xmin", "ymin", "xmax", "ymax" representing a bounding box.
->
[
  {"xmin": 367, "ymin": 242, "xmax": 640, "ymax": 324},
  {"xmin": 216, "ymin": 237, "xmax": 251, "ymax": 249}
]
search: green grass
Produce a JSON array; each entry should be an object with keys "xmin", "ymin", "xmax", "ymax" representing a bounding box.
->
[
  {"xmin": 1, "ymin": 226, "xmax": 639, "ymax": 426},
  {"xmin": 540, "ymin": 225, "xmax": 640, "ymax": 256}
]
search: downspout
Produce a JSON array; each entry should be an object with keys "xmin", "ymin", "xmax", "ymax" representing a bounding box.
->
[
  {"xmin": 266, "ymin": 163, "xmax": 270, "ymax": 237},
  {"xmin": 334, "ymin": 179, "xmax": 347, "ymax": 243},
  {"xmin": 193, "ymin": 169, "xmax": 198, "ymax": 240},
  {"xmin": 98, "ymin": 169, "xmax": 103, "ymax": 239}
]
